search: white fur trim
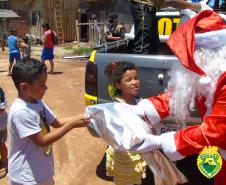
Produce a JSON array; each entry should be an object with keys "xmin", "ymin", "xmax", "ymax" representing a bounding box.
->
[
  {"xmin": 195, "ymin": 29, "xmax": 226, "ymax": 49},
  {"xmin": 138, "ymin": 99, "xmax": 161, "ymax": 126},
  {"xmin": 198, "ymin": 76, "xmax": 211, "ymax": 85},
  {"xmin": 160, "ymin": 132, "xmax": 185, "ymax": 161}
]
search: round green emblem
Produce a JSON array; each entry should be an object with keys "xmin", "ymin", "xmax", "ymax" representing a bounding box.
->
[{"xmin": 197, "ymin": 146, "xmax": 222, "ymax": 178}]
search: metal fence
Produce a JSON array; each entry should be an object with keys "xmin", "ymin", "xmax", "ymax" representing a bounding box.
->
[{"xmin": 75, "ymin": 19, "xmax": 133, "ymax": 47}]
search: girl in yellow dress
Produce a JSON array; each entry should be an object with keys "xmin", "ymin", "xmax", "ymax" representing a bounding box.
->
[{"xmin": 104, "ymin": 61, "xmax": 148, "ymax": 185}]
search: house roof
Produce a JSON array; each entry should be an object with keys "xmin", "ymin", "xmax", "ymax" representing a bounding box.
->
[{"xmin": 0, "ymin": 9, "xmax": 19, "ymax": 18}]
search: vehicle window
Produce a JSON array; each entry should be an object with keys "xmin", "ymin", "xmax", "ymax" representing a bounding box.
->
[{"xmin": 208, "ymin": 0, "xmax": 226, "ymax": 11}]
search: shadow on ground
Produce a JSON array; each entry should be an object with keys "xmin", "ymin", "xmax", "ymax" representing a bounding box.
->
[{"xmin": 48, "ymin": 72, "xmax": 63, "ymax": 75}]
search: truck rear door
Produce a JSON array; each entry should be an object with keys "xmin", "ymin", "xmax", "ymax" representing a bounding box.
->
[{"xmin": 94, "ymin": 53, "xmax": 178, "ymax": 103}]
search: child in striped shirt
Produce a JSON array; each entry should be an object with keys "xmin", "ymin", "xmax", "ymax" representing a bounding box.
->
[{"xmin": 104, "ymin": 61, "xmax": 149, "ymax": 185}]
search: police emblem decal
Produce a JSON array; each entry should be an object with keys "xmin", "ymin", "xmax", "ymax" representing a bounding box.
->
[{"xmin": 197, "ymin": 146, "xmax": 222, "ymax": 178}]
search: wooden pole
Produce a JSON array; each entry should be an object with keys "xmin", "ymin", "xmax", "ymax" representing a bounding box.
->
[
  {"xmin": 88, "ymin": 20, "xmax": 91, "ymax": 45},
  {"xmin": 75, "ymin": 19, "xmax": 80, "ymax": 42}
]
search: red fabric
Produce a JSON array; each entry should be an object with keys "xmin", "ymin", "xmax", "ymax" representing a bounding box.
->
[
  {"xmin": 174, "ymin": 73, "xmax": 226, "ymax": 185},
  {"xmin": 148, "ymin": 93, "xmax": 169, "ymax": 119},
  {"xmin": 175, "ymin": 78, "xmax": 226, "ymax": 154},
  {"xmin": 167, "ymin": 10, "xmax": 226, "ymax": 76},
  {"xmin": 44, "ymin": 30, "xmax": 53, "ymax": 48},
  {"xmin": 196, "ymin": 96, "xmax": 207, "ymax": 119},
  {"xmin": 214, "ymin": 160, "xmax": 226, "ymax": 185},
  {"xmin": 147, "ymin": 11, "xmax": 226, "ymax": 184},
  {"xmin": 146, "ymin": 73, "xmax": 226, "ymax": 184},
  {"xmin": 213, "ymin": 73, "xmax": 226, "ymax": 105}
]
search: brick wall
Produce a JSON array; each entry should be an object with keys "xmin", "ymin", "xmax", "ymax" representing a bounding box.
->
[{"xmin": 8, "ymin": 11, "xmax": 30, "ymax": 37}]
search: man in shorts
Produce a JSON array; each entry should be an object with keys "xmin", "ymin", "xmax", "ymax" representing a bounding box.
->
[
  {"xmin": 7, "ymin": 29, "xmax": 20, "ymax": 76},
  {"xmin": 41, "ymin": 23, "xmax": 55, "ymax": 74}
]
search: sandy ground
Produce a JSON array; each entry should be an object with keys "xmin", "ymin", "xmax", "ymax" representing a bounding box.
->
[{"xmin": 0, "ymin": 47, "xmax": 114, "ymax": 185}]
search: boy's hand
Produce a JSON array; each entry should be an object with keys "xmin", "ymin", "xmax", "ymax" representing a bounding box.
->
[{"xmin": 72, "ymin": 114, "xmax": 91, "ymax": 128}]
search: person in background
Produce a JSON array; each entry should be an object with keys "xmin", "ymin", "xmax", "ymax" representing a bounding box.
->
[
  {"xmin": 0, "ymin": 87, "xmax": 8, "ymax": 180},
  {"xmin": 1, "ymin": 32, "xmax": 7, "ymax": 52},
  {"xmin": 26, "ymin": 32, "xmax": 33, "ymax": 46},
  {"xmin": 130, "ymin": 0, "xmax": 208, "ymax": 54},
  {"xmin": 7, "ymin": 29, "xmax": 20, "ymax": 76},
  {"xmin": 106, "ymin": 14, "xmax": 126, "ymax": 42},
  {"xmin": 41, "ymin": 23, "xmax": 55, "ymax": 74},
  {"xmin": 1, "ymin": 38, "xmax": 5, "ymax": 52},
  {"xmin": 22, "ymin": 36, "xmax": 31, "ymax": 59}
]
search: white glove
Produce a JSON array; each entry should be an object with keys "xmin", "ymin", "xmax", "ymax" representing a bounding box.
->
[
  {"xmin": 133, "ymin": 134, "xmax": 162, "ymax": 153},
  {"xmin": 122, "ymin": 103, "xmax": 145, "ymax": 118},
  {"xmin": 133, "ymin": 132, "xmax": 185, "ymax": 161}
]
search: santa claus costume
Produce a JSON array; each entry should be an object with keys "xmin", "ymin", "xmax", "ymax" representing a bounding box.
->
[{"xmin": 135, "ymin": 10, "xmax": 226, "ymax": 185}]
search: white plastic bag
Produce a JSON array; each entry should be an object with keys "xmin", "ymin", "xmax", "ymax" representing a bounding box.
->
[
  {"xmin": 86, "ymin": 102, "xmax": 151, "ymax": 150},
  {"xmin": 86, "ymin": 102, "xmax": 187, "ymax": 185}
]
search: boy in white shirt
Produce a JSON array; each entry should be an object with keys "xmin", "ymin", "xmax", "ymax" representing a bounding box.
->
[{"xmin": 8, "ymin": 58, "xmax": 90, "ymax": 185}]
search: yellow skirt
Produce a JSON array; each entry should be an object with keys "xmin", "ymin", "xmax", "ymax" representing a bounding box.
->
[{"xmin": 106, "ymin": 146, "xmax": 147, "ymax": 185}]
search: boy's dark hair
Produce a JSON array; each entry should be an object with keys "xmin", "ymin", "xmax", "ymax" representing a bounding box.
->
[
  {"xmin": 10, "ymin": 28, "xmax": 17, "ymax": 35},
  {"xmin": 42, "ymin": 23, "xmax": 50, "ymax": 30},
  {"xmin": 23, "ymin": 36, "xmax": 29, "ymax": 43},
  {"xmin": 104, "ymin": 61, "xmax": 136, "ymax": 94},
  {"xmin": 12, "ymin": 58, "xmax": 47, "ymax": 90}
]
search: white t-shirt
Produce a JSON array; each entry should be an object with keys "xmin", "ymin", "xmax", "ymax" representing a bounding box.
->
[{"xmin": 8, "ymin": 99, "xmax": 56, "ymax": 184}]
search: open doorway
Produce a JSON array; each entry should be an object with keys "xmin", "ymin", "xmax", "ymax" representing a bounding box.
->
[{"xmin": 80, "ymin": 13, "xmax": 88, "ymax": 42}]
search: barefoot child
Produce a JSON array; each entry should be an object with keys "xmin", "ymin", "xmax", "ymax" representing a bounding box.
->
[
  {"xmin": 104, "ymin": 61, "xmax": 148, "ymax": 185},
  {"xmin": 0, "ymin": 87, "xmax": 8, "ymax": 179},
  {"xmin": 8, "ymin": 58, "xmax": 90, "ymax": 185}
]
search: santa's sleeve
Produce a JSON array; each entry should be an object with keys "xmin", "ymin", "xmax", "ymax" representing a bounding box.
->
[
  {"xmin": 138, "ymin": 93, "xmax": 169, "ymax": 125},
  {"xmin": 161, "ymin": 85, "xmax": 226, "ymax": 161}
]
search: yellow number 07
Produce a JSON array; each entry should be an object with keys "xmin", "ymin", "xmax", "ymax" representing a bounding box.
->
[{"xmin": 158, "ymin": 18, "xmax": 180, "ymax": 35}]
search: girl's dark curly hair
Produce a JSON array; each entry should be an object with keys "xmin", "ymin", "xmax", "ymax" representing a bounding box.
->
[{"xmin": 104, "ymin": 61, "xmax": 136, "ymax": 96}]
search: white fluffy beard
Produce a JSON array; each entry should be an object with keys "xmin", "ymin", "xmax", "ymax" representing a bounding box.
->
[{"xmin": 167, "ymin": 46, "xmax": 226, "ymax": 124}]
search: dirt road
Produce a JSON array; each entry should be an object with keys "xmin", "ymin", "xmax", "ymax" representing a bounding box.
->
[{"xmin": 0, "ymin": 52, "xmax": 114, "ymax": 185}]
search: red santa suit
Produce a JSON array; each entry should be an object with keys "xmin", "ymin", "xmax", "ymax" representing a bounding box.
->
[{"xmin": 137, "ymin": 10, "xmax": 226, "ymax": 185}]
